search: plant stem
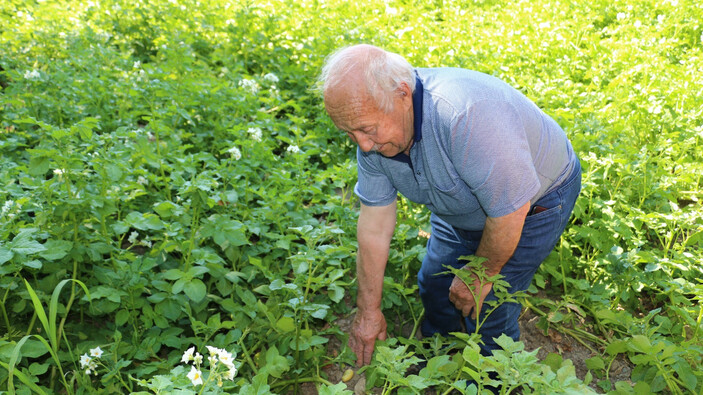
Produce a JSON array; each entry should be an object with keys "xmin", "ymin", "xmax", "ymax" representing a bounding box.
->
[
  {"xmin": 184, "ymin": 204, "xmax": 200, "ymax": 272},
  {"xmin": 1, "ymin": 285, "xmax": 12, "ymax": 336},
  {"xmin": 56, "ymin": 261, "xmax": 79, "ymax": 353},
  {"xmin": 271, "ymin": 376, "xmax": 335, "ymax": 389},
  {"xmin": 523, "ymin": 299, "xmax": 605, "ymax": 352},
  {"xmin": 57, "ymin": 216, "xmax": 81, "ymax": 354},
  {"xmin": 238, "ymin": 328, "xmax": 258, "ymax": 375},
  {"xmin": 25, "ymin": 311, "xmax": 38, "ymax": 337},
  {"xmin": 693, "ymin": 304, "xmax": 703, "ymax": 341}
]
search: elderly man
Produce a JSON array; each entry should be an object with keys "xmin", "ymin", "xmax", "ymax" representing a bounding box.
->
[{"xmin": 319, "ymin": 44, "xmax": 581, "ymax": 366}]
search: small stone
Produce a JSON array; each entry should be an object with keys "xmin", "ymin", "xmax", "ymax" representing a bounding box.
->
[{"xmin": 342, "ymin": 368, "xmax": 354, "ymax": 382}]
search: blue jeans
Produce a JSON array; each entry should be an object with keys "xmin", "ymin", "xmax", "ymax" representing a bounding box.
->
[{"xmin": 417, "ymin": 162, "xmax": 581, "ymax": 355}]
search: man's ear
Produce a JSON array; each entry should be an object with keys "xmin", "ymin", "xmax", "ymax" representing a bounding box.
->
[
  {"xmin": 397, "ymin": 82, "xmax": 412, "ymax": 97},
  {"xmin": 396, "ymin": 82, "xmax": 413, "ymax": 110}
]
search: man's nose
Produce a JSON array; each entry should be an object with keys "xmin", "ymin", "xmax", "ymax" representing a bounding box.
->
[{"xmin": 356, "ymin": 134, "xmax": 376, "ymax": 152}]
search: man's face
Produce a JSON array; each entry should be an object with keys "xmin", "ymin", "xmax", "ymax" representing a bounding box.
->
[{"xmin": 324, "ymin": 83, "xmax": 414, "ymax": 157}]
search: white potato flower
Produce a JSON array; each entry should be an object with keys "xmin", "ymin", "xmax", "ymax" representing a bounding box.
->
[
  {"xmin": 79, "ymin": 354, "xmax": 92, "ymax": 368},
  {"xmin": 226, "ymin": 365, "xmax": 237, "ymax": 380},
  {"xmin": 263, "ymin": 73, "xmax": 279, "ymax": 83},
  {"xmin": 1, "ymin": 200, "xmax": 14, "ymax": 216},
  {"xmin": 218, "ymin": 349, "xmax": 234, "ymax": 368},
  {"xmin": 228, "ymin": 146, "xmax": 242, "ymax": 160},
  {"xmin": 89, "ymin": 347, "xmax": 103, "ymax": 358},
  {"xmin": 128, "ymin": 231, "xmax": 139, "ymax": 245},
  {"xmin": 24, "ymin": 69, "xmax": 40, "ymax": 80},
  {"xmin": 193, "ymin": 352, "xmax": 203, "ymax": 365},
  {"xmin": 181, "ymin": 346, "xmax": 195, "ymax": 364},
  {"xmin": 247, "ymin": 127, "xmax": 263, "ymax": 142},
  {"xmin": 238, "ymin": 78, "xmax": 259, "ymax": 94},
  {"xmin": 187, "ymin": 365, "xmax": 203, "ymax": 385}
]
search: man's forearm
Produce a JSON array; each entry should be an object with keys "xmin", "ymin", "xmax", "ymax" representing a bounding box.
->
[
  {"xmin": 355, "ymin": 242, "xmax": 388, "ymax": 312},
  {"xmin": 355, "ymin": 201, "xmax": 397, "ymax": 311},
  {"xmin": 475, "ymin": 201, "xmax": 531, "ymax": 276}
]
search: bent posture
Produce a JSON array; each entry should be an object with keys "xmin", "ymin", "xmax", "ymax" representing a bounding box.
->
[{"xmin": 319, "ymin": 44, "xmax": 581, "ymax": 366}]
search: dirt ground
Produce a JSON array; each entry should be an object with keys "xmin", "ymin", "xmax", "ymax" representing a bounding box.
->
[{"xmin": 300, "ymin": 296, "xmax": 633, "ymax": 394}]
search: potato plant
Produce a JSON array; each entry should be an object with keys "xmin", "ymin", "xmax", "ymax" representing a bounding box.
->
[{"xmin": 0, "ymin": 0, "xmax": 701, "ymax": 393}]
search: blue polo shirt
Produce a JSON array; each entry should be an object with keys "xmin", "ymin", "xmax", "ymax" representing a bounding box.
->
[{"xmin": 354, "ymin": 68, "xmax": 578, "ymax": 231}]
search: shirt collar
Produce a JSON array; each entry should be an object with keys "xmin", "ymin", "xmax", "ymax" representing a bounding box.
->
[
  {"xmin": 411, "ymin": 73, "xmax": 423, "ymax": 143},
  {"xmin": 388, "ymin": 73, "xmax": 423, "ymax": 163}
]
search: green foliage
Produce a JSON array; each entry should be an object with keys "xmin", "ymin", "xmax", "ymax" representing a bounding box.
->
[{"xmin": 1, "ymin": 0, "xmax": 702, "ymax": 393}]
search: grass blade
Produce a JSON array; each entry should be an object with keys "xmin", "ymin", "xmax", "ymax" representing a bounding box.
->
[
  {"xmin": 23, "ymin": 279, "xmax": 53, "ymax": 350},
  {"xmin": 1, "ymin": 359, "xmax": 49, "ymax": 395},
  {"xmin": 49, "ymin": 279, "xmax": 91, "ymax": 349}
]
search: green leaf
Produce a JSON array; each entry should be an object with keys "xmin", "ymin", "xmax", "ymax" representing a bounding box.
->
[
  {"xmin": 153, "ymin": 200, "xmax": 179, "ymax": 218},
  {"xmin": 111, "ymin": 221, "xmax": 129, "ymax": 235},
  {"xmin": 28, "ymin": 361, "xmax": 50, "ymax": 375},
  {"xmin": 183, "ymin": 279, "xmax": 206, "ymax": 302},
  {"xmin": 37, "ymin": 240, "xmax": 73, "ymax": 261},
  {"xmin": 318, "ymin": 383, "xmax": 353, "ymax": 395},
  {"xmin": 22, "ymin": 260, "xmax": 42, "ymax": 269},
  {"xmin": 156, "ymin": 299, "xmax": 182, "ymax": 320},
  {"xmin": 421, "ymin": 355, "xmax": 458, "ymax": 379},
  {"xmin": 115, "ymin": 309, "xmax": 130, "ymax": 326},
  {"xmin": 0, "ymin": 247, "xmax": 14, "ymax": 264},
  {"xmin": 309, "ymin": 305, "xmax": 328, "ymax": 319},
  {"xmin": 0, "ymin": 360, "xmax": 48, "ymax": 395},
  {"xmin": 105, "ymin": 163, "xmax": 123, "ymax": 181},
  {"xmin": 290, "ymin": 332, "xmax": 328, "ymax": 351},
  {"xmin": 405, "ymin": 375, "xmax": 431, "ymax": 390},
  {"xmin": 163, "ymin": 269, "xmax": 185, "ymax": 281},
  {"xmin": 11, "ymin": 230, "xmax": 46, "ymax": 255},
  {"xmin": 494, "ymin": 334, "xmax": 523, "ymax": 353},
  {"xmin": 632, "ymin": 381, "xmax": 652, "ymax": 393},
  {"xmin": 606, "ymin": 339, "xmax": 627, "ymax": 356},
  {"xmin": 542, "ymin": 352, "xmax": 563, "ymax": 372},
  {"xmin": 16, "ymin": 338, "xmax": 50, "ymax": 358},
  {"xmin": 125, "ymin": 211, "xmax": 165, "ymax": 231},
  {"xmin": 585, "ymin": 356, "xmax": 605, "ymax": 371},
  {"xmin": 595, "ymin": 309, "xmax": 618, "ymax": 322},
  {"xmin": 261, "ymin": 346, "xmax": 289, "ymax": 378},
  {"xmin": 328, "ymin": 283, "xmax": 345, "ymax": 303},
  {"xmin": 275, "ymin": 316, "xmax": 295, "ymax": 333},
  {"xmin": 547, "ymin": 310, "xmax": 566, "ymax": 323},
  {"xmin": 627, "ymin": 335, "xmax": 652, "ymax": 353},
  {"xmin": 28, "ymin": 156, "xmax": 50, "ymax": 176},
  {"xmin": 674, "ymin": 361, "xmax": 697, "ymax": 391}
]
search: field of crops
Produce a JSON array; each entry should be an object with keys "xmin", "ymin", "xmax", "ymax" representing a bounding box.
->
[{"xmin": 1, "ymin": 0, "xmax": 702, "ymax": 393}]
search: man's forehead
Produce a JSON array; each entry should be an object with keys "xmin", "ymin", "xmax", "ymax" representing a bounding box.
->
[{"xmin": 324, "ymin": 88, "xmax": 374, "ymax": 130}]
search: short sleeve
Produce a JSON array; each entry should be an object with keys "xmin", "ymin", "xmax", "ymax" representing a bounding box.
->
[{"xmin": 354, "ymin": 148, "xmax": 398, "ymax": 207}]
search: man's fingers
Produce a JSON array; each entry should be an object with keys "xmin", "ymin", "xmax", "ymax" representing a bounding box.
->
[
  {"xmin": 348, "ymin": 337, "xmax": 359, "ymax": 366},
  {"xmin": 351, "ymin": 337, "xmax": 365, "ymax": 367},
  {"xmin": 363, "ymin": 342, "xmax": 374, "ymax": 365}
]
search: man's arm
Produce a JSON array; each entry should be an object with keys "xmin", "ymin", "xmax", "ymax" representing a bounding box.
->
[
  {"xmin": 449, "ymin": 200, "xmax": 530, "ymax": 318},
  {"xmin": 349, "ymin": 200, "xmax": 397, "ymax": 366}
]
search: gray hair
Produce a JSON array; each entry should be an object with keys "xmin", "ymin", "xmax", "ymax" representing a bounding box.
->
[{"xmin": 317, "ymin": 45, "xmax": 415, "ymax": 113}]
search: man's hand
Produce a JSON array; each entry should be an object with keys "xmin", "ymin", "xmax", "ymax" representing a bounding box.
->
[
  {"xmin": 448, "ymin": 270, "xmax": 494, "ymax": 320},
  {"xmin": 449, "ymin": 201, "xmax": 531, "ymax": 319},
  {"xmin": 349, "ymin": 308, "xmax": 387, "ymax": 367}
]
